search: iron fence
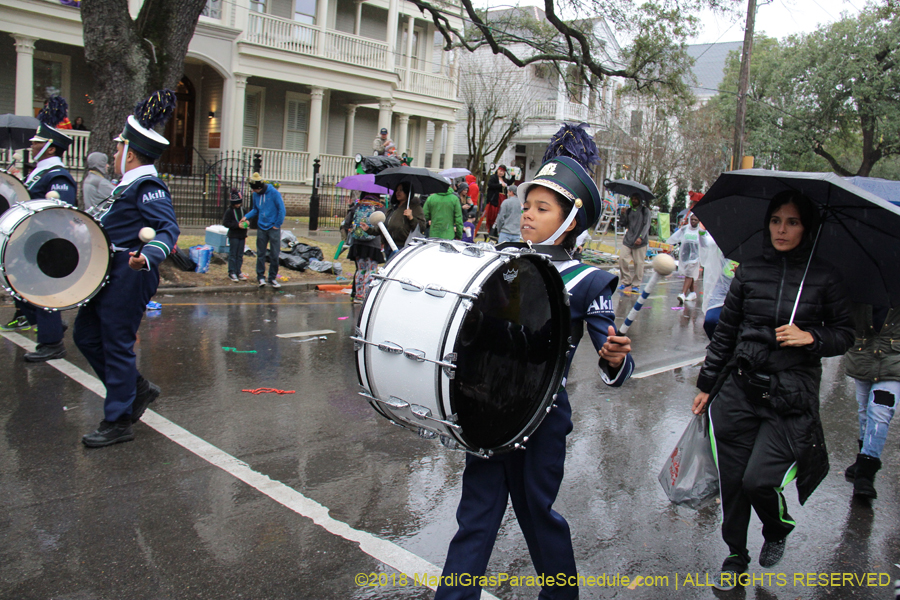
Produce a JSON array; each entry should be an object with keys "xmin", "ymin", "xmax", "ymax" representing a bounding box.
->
[{"xmin": 158, "ymin": 150, "xmax": 254, "ymax": 227}]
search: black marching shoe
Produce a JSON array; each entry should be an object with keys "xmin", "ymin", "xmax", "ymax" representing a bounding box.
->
[
  {"xmin": 759, "ymin": 538, "xmax": 786, "ymax": 568},
  {"xmin": 853, "ymin": 454, "xmax": 881, "ymax": 499},
  {"xmin": 131, "ymin": 376, "xmax": 161, "ymax": 423},
  {"xmin": 24, "ymin": 341, "xmax": 66, "ymax": 362},
  {"xmin": 82, "ymin": 419, "xmax": 134, "ymax": 447},
  {"xmin": 845, "ymin": 439, "xmax": 864, "ymax": 479}
]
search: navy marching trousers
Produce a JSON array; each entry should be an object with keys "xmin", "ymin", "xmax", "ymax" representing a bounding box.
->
[
  {"xmin": 16, "ymin": 299, "xmax": 65, "ymax": 345},
  {"xmin": 73, "ymin": 254, "xmax": 158, "ymax": 422},
  {"xmin": 435, "ymin": 393, "xmax": 578, "ymax": 600}
]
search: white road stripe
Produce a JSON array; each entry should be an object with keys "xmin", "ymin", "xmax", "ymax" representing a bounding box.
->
[
  {"xmin": 631, "ymin": 355, "xmax": 707, "ymax": 379},
  {"xmin": 1, "ymin": 331, "xmax": 495, "ymax": 599},
  {"xmin": 276, "ymin": 329, "xmax": 336, "ymax": 338}
]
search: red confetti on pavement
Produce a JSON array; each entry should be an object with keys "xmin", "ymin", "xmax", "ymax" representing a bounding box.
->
[{"xmin": 242, "ymin": 388, "xmax": 296, "ymax": 395}]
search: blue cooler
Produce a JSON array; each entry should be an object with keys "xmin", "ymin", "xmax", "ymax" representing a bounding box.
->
[{"xmin": 205, "ymin": 225, "xmax": 229, "ymax": 253}]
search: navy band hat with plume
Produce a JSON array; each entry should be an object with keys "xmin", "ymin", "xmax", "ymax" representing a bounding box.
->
[
  {"xmin": 115, "ymin": 90, "xmax": 176, "ymax": 161},
  {"xmin": 30, "ymin": 96, "xmax": 73, "ymax": 158},
  {"xmin": 516, "ymin": 123, "xmax": 603, "ymax": 245}
]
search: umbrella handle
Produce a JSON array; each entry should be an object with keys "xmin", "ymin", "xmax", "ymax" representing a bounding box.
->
[{"xmin": 787, "ymin": 220, "xmax": 824, "ymax": 325}]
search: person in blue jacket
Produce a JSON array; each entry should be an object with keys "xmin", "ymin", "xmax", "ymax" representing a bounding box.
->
[
  {"xmin": 241, "ymin": 173, "xmax": 286, "ymax": 288},
  {"xmin": 76, "ymin": 90, "xmax": 180, "ymax": 448},
  {"xmin": 435, "ymin": 125, "xmax": 635, "ymax": 600},
  {"xmin": 8, "ymin": 97, "xmax": 77, "ymax": 361}
]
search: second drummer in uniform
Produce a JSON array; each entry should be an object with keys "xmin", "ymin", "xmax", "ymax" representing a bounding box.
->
[{"xmin": 435, "ymin": 127, "xmax": 635, "ymax": 600}]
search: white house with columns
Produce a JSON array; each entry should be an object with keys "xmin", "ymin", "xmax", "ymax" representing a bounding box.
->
[{"xmin": 0, "ymin": 0, "xmax": 463, "ymax": 210}]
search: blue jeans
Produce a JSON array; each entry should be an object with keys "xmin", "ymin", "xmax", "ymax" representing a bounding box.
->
[
  {"xmin": 256, "ymin": 227, "xmax": 280, "ymax": 282},
  {"xmin": 228, "ymin": 237, "xmax": 245, "ymax": 276},
  {"xmin": 854, "ymin": 378, "xmax": 897, "ymax": 459},
  {"xmin": 497, "ymin": 232, "xmax": 522, "ymax": 244}
]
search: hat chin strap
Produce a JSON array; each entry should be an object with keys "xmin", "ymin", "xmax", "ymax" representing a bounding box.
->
[
  {"xmin": 119, "ymin": 140, "xmax": 129, "ymax": 177},
  {"xmin": 539, "ymin": 202, "xmax": 580, "ymax": 246},
  {"xmin": 33, "ymin": 140, "xmax": 51, "ymax": 163}
]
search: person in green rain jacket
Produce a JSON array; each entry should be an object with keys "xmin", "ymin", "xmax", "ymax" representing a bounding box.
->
[{"xmin": 423, "ymin": 187, "xmax": 464, "ymax": 240}]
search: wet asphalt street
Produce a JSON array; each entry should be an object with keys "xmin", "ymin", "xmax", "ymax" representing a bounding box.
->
[{"xmin": 1, "ymin": 276, "xmax": 897, "ymax": 600}]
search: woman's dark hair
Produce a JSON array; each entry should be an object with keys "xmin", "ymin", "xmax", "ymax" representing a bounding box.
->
[
  {"xmin": 524, "ymin": 184, "xmax": 584, "ymax": 252},
  {"xmin": 764, "ymin": 190, "xmax": 820, "ymax": 249},
  {"xmin": 390, "ymin": 181, "xmax": 412, "ymax": 206}
]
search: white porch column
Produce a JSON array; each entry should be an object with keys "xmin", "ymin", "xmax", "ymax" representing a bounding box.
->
[
  {"xmin": 416, "ymin": 116, "xmax": 427, "ymax": 167},
  {"xmin": 396, "ymin": 113, "xmax": 409, "ymax": 157},
  {"xmin": 404, "ymin": 14, "xmax": 415, "ymax": 75},
  {"xmin": 386, "ymin": 0, "xmax": 399, "ymax": 71},
  {"xmin": 377, "ymin": 98, "xmax": 393, "ymax": 138},
  {"xmin": 223, "ymin": 73, "xmax": 249, "ymax": 153},
  {"xmin": 443, "ymin": 120, "xmax": 456, "ymax": 170},
  {"xmin": 308, "ymin": 87, "xmax": 325, "ymax": 178},
  {"xmin": 429, "ymin": 120, "xmax": 443, "ymax": 170},
  {"xmin": 316, "ymin": 0, "xmax": 329, "ymax": 55},
  {"xmin": 354, "ymin": 0, "xmax": 363, "ymax": 35},
  {"xmin": 13, "ymin": 35, "xmax": 37, "ymax": 116},
  {"xmin": 343, "ymin": 104, "xmax": 357, "ymax": 156}
]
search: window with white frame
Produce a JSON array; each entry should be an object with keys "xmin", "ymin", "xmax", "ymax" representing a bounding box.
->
[
  {"xmin": 283, "ymin": 92, "xmax": 310, "ymax": 152},
  {"xmin": 201, "ymin": 0, "xmax": 222, "ymax": 19},
  {"xmin": 32, "ymin": 52, "xmax": 71, "ymax": 114},
  {"xmin": 243, "ymin": 86, "xmax": 265, "ymax": 147}
]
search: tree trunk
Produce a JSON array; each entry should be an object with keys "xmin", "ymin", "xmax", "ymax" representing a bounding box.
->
[{"xmin": 81, "ymin": 0, "xmax": 208, "ymax": 158}]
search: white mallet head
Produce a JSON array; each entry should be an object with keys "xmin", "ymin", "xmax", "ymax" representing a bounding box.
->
[
  {"xmin": 45, "ymin": 191, "xmax": 60, "ymax": 200},
  {"xmin": 368, "ymin": 211, "xmax": 386, "ymax": 226},
  {"xmin": 139, "ymin": 227, "xmax": 156, "ymax": 243},
  {"xmin": 652, "ymin": 253, "xmax": 676, "ymax": 276}
]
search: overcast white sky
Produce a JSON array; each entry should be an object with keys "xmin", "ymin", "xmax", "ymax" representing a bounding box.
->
[{"xmin": 688, "ymin": 0, "xmax": 864, "ymax": 44}]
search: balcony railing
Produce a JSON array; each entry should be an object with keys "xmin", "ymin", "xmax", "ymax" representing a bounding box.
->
[
  {"xmin": 394, "ymin": 68, "xmax": 456, "ymax": 99},
  {"xmin": 325, "ymin": 30, "xmax": 388, "ymax": 71},
  {"xmin": 525, "ymin": 101, "xmax": 614, "ymax": 129},
  {"xmin": 245, "ymin": 146, "xmax": 310, "ymax": 184},
  {"xmin": 245, "ymin": 13, "xmax": 319, "ymax": 56},
  {"xmin": 244, "ymin": 13, "xmax": 390, "ymax": 72},
  {"xmin": 318, "ymin": 154, "xmax": 355, "ymax": 185}
]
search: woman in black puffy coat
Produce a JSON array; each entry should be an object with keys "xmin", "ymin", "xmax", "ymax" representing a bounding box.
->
[{"xmin": 691, "ymin": 190, "xmax": 854, "ymax": 589}]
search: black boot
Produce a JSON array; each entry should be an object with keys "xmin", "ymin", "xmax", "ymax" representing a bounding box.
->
[
  {"xmin": 853, "ymin": 454, "xmax": 881, "ymax": 499},
  {"xmin": 131, "ymin": 376, "xmax": 161, "ymax": 423},
  {"xmin": 24, "ymin": 341, "xmax": 66, "ymax": 362},
  {"xmin": 82, "ymin": 419, "xmax": 134, "ymax": 447},
  {"xmin": 845, "ymin": 439, "xmax": 864, "ymax": 479}
]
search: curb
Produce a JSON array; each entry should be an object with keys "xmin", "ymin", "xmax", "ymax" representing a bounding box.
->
[{"xmin": 156, "ymin": 280, "xmax": 347, "ymax": 295}]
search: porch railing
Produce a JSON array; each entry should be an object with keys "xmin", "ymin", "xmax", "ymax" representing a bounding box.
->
[
  {"xmin": 325, "ymin": 30, "xmax": 388, "ymax": 71},
  {"xmin": 394, "ymin": 68, "xmax": 456, "ymax": 99},
  {"xmin": 244, "ymin": 146, "xmax": 310, "ymax": 184},
  {"xmin": 245, "ymin": 13, "xmax": 319, "ymax": 56},
  {"xmin": 318, "ymin": 153, "xmax": 355, "ymax": 185}
]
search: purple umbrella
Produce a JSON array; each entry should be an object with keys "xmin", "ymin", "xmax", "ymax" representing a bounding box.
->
[{"xmin": 336, "ymin": 174, "xmax": 391, "ymax": 195}]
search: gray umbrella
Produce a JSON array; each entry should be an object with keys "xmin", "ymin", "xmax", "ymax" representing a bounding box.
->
[
  {"xmin": 693, "ymin": 169, "xmax": 900, "ymax": 309},
  {"xmin": 603, "ymin": 178, "xmax": 655, "ymax": 201},
  {"xmin": 0, "ymin": 114, "xmax": 40, "ymax": 151}
]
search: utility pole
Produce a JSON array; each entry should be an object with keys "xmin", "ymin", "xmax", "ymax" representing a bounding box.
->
[{"xmin": 732, "ymin": 0, "xmax": 758, "ymax": 171}]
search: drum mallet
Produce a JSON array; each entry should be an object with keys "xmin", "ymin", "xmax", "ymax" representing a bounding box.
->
[
  {"xmin": 136, "ymin": 227, "xmax": 156, "ymax": 258},
  {"xmin": 619, "ymin": 253, "xmax": 676, "ymax": 334},
  {"xmin": 369, "ymin": 211, "xmax": 398, "ymax": 254},
  {"xmin": 45, "ymin": 191, "xmax": 60, "ymax": 200}
]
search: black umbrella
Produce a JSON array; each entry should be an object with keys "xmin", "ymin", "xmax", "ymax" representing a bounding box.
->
[
  {"xmin": 0, "ymin": 114, "xmax": 40, "ymax": 151},
  {"xmin": 603, "ymin": 178, "xmax": 655, "ymax": 201},
  {"xmin": 375, "ymin": 166, "xmax": 451, "ymax": 196},
  {"xmin": 692, "ymin": 169, "xmax": 900, "ymax": 309}
]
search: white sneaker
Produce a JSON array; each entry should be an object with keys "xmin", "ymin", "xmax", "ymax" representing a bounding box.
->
[
  {"xmin": 258, "ymin": 278, "xmax": 266, "ymax": 287},
  {"xmin": 229, "ymin": 273, "xmax": 239, "ymax": 282},
  {"xmin": 687, "ymin": 292, "xmax": 697, "ymax": 301},
  {"xmin": 677, "ymin": 293, "xmax": 685, "ymax": 305},
  {"xmin": 269, "ymin": 279, "xmax": 281, "ymax": 289}
]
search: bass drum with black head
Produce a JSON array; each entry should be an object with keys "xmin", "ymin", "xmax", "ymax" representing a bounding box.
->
[
  {"xmin": 0, "ymin": 171, "xmax": 29, "ymax": 214},
  {"xmin": 0, "ymin": 199, "xmax": 112, "ymax": 310},
  {"xmin": 353, "ymin": 239, "xmax": 571, "ymax": 456}
]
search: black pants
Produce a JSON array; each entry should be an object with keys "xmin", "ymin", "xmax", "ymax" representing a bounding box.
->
[{"xmin": 708, "ymin": 373, "xmax": 812, "ymax": 571}]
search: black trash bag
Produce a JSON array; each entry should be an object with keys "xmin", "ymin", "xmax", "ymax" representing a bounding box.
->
[
  {"xmin": 357, "ymin": 155, "xmax": 401, "ymax": 174},
  {"xmin": 291, "ymin": 243, "xmax": 324, "ymax": 261},
  {"xmin": 169, "ymin": 248, "xmax": 197, "ymax": 272},
  {"xmin": 279, "ymin": 251, "xmax": 308, "ymax": 271}
]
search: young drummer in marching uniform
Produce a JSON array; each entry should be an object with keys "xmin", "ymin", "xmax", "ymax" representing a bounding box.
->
[
  {"xmin": 76, "ymin": 91, "xmax": 180, "ymax": 448},
  {"xmin": 435, "ymin": 125, "xmax": 635, "ymax": 600},
  {"xmin": 7, "ymin": 97, "xmax": 77, "ymax": 361}
]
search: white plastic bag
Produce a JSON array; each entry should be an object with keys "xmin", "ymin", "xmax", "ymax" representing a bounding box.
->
[{"xmin": 658, "ymin": 413, "xmax": 719, "ymax": 509}]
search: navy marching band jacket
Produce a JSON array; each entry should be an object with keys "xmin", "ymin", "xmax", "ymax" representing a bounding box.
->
[{"xmin": 25, "ymin": 157, "xmax": 76, "ymax": 206}]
